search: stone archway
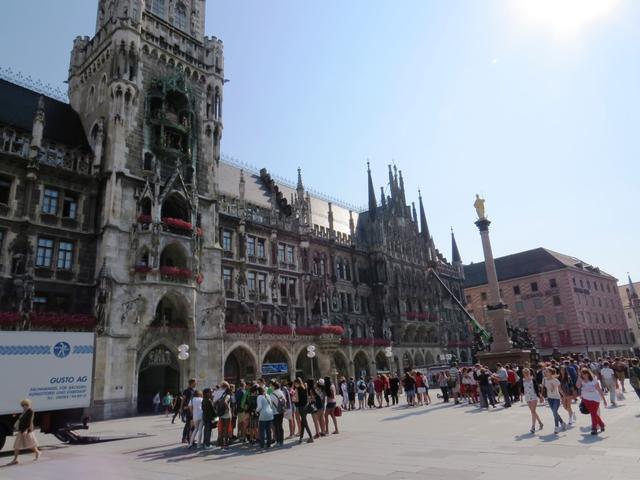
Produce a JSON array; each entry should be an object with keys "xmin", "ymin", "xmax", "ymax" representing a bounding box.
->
[
  {"xmin": 375, "ymin": 350, "xmax": 389, "ymax": 372},
  {"xmin": 402, "ymin": 351, "xmax": 414, "ymax": 372},
  {"xmin": 414, "ymin": 351, "xmax": 425, "ymax": 368},
  {"xmin": 137, "ymin": 344, "xmax": 179, "ymax": 413},
  {"xmin": 425, "ymin": 351, "xmax": 435, "ymax": 366},
  {"xmin": 333, "ymin": 350, "xmax": 349, "ymax": 379},
  {"xmin": 224, "ymin": 345, "xmax": 257, "ymax": 384},
  {"xmin": 353, "ymin": 350, "xmax": 370, "ymax": 379},
  {"xmin": 295, "ymin": 347, "xmax": 320, "ymax": 380},
  {"xmin": 262, "ymin": 346, "xmax": 291, "ymax": 381}
]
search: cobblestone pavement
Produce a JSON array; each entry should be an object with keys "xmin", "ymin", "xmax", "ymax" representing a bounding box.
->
[{"xmin": 1, "ymin": 394, "xmax": 639, "ymax": 480}]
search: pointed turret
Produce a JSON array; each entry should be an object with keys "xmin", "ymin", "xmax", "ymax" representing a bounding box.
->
[
  {"xmin": 418, "ymin": 190, "xmax": 430, "ymax": 240},
  {"xmin": 380, "ymin": 186, "xmax": 386, "ymax": 209},
  {"xmin": 398, "ymin": 170, "xmax": 407, "ymax": 211},
  {"xmin": 367, "ymin": 161, "xmax": 377, "ymax": 220},
  {"xmin": 296, "ymin": 166, "xmax": 304, "ymax": 194},
  {"xmin": 629, "ymin": 273, "xmax": 638, "ymax": 299},
  {"xmin": 412, "ymin": 202, "xmax": 418, "ymax": 224},
  {"xmin": 388, "ymin": 164, "xmax": 395, "ymax": 204},
  {"xmin": 451, "ymin": 228, "xmax": 462, "ymax": 264}
]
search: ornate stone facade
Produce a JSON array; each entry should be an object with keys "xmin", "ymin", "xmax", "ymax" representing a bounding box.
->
[{"xmin": 0, "ymin": 0, "xmax": 476, "ymax": 420}]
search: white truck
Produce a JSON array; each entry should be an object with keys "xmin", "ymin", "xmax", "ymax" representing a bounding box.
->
[{"xmin": 0, "ymin": 331, "xmax": 95, "ymax": 450}]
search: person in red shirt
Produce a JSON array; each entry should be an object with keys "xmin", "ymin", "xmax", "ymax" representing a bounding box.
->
[
  {"xmin": 374, "ymin": 375, "xmax": 384, "ymax": 408},
  {"xmin": 414, "ymin": 371, "xmax": 426, "ymax": 406},
  {"xmin": 382, "ymin": 374, "xmax": 391, "ymax": 407}
]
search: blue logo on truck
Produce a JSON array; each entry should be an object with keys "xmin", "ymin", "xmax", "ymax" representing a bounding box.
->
[{"xmin": 53, "ymin": 341, "xmax": 71, "ymax": 358}]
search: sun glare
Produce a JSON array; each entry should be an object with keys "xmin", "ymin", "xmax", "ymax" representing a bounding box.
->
[{"xmin": 515, "ymin": 0, "xmax": 619, "ymax": 36}]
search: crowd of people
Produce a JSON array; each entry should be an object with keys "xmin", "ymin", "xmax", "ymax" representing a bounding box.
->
[
  {"xmin": 162, "ymin": 355, "xmax": 640, "ymax": 452},
  {"xmin": 170, "ymin": 376, "xmax": 341, "ymax": 450}
]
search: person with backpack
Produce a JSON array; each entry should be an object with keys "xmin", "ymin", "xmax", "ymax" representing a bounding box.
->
[
  {"xmin": 347, "ymin": 377, "xmax": 356, "ymax": 410},
  {"xmin": 246, "ymin": 385, "xmax": 259, "ymax": 445},
  {"xmin": 201, "ymin": 388, "xmax": 215, "ymax": 449},
  {"xmin": 256, "ymin": 386, "xmax": 274, "ymax": 448},
  {"xmin": 214, "ymin": 382, "xmax": 232, "ymax": 449},
  {"xmin": 181, "ymin": 378, "xmax": 197, "ymax": 444},
  {"xmin": 269, "ymin": 381, "xmax": 287, "ymax": 446},
  {"xmin": 356, "ymin": 377, "xmax": 367, "ymax": 409}
]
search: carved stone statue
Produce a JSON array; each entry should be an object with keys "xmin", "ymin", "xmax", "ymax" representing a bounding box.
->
[{"xmin": 473, "ymin": 194, "xmax": 486, "ymax": 220}]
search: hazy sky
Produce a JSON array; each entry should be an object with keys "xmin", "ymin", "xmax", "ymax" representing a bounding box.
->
[{"xmin": 1, "ymin": 0, "xmax": 637, "ymax": 284}]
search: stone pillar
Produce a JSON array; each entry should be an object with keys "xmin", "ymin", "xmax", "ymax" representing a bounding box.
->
[{"xmin": 474, "ymin": 218, "xmax": 511, "ymax": 353}]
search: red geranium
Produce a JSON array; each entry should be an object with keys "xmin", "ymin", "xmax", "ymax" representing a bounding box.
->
[
  {"xmin": 137, "ymin": 214, "xmax": 152, "ymax": 224},
  {"xmin": 262, "ymin": 325, "xmax": 293, "ymax": 335},
  {"xmin": 159, "ymin": 266, "xmax": 193, "ymax": 279},
  {"xmin": 0, "ymin": 311, "xmax": 21, "ymax": 326},
  {"xmin": 162, "ymin": 217, "xmax": 193, "ymax": 231},
  {"xmin": 225, "ymin": 323, "xmax": 259, "ymax": 334},
  {"xmin": 30, "ymin": 313, "xmax": 97, "ymax": 329},
  {"xmin": 134, "ymin": 265, "xmax": 152, "ymax": 273}
]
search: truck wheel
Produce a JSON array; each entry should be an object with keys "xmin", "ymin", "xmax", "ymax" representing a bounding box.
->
[{"xmin": 0, "ymin": 432, "xmax": 6, "ymax": 451}]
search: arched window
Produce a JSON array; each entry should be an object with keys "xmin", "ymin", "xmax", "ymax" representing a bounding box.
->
[
  {"xmin": 174, "ymin": 2, "xmax": 187, "ymax": 30},
  {"xmin": 151, "ymin": 0, "xmax": 165, "ymax": 17}
]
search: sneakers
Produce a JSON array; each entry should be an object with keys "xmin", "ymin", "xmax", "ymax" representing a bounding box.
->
[
  {"xmin": 561, "ymin": 422, "xmax": 567, "ymax": 431},
  {"xmin": 553, "ymin": 427, "xmax": 559, "ymax": 434}
]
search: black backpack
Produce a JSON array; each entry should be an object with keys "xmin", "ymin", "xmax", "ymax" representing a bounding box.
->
[{"xmin": 214, "ymin": 394, "xmax": 228, "ymax": 417}]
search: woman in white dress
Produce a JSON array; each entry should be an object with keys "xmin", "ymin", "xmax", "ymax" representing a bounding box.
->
[{"xmin": 522, "ymin": 368, "xmax": 544, "ymax": 434}]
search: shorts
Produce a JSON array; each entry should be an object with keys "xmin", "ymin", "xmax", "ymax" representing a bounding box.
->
[
  {"xmin": 405, "ymin": 389, "xmax": 416, "ymax": 397},
  {"xmin": 357, "ymin": 392, "xmax": 365, "ymax": 401},
  {"xmin": 417, "ymin": 387, "xmax": 426, "ymax": 394}
]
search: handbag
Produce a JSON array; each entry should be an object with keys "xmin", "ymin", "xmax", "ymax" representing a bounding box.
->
[
  {"xmin": 334, "ymin": 405, "xmax": 342, "ymax": 417},
  {"xmin": 304, "ymin": 403, "xmax": 318, "ymax": 415},
  {"xmin": 578, "ymin": 400, "xmax": 589, "ymax": 415}
]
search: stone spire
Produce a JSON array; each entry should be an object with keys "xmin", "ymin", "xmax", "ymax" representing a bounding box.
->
[
  {"xmin": 451, "ymin": 228, "xmax": 462, "ymax": 264},
  {"xmin": 398, "ymin": 170, "xmax": 407, "ymax": 211},
  {"xmin": 387, "ymin": 164, "xmax": 395, "ymax": 204},
  {"xmin": 629, "ymin": 273, "xmax": 638, "ymax": 299},
  {"xmin": 412, "ymin": 202, "xmax": 418, "ymax": 224},
  {"xmin": 367, "ymin": 161, "xmax": 377, "ymax": 220},
  {"xmin": 380, "ymin": 186, "xmax": 386, "ymax": 209},
  {"xmin": 418, "ymin": 190, "xmax": 430, "ymax": 240},
  {"xmin": 296, "ymin": 166, "xmax": 304, "ymax": 194}
]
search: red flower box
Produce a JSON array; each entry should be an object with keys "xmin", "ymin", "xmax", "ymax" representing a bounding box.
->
[
  {"xmin": 159, "ymin": 266, "xmax": 193, "ymax": 279},
  {"xmin": 30, "ymin": 313, "xmax": 97, "ymax": 329},
  {"xmin": 137, "ymin": 214, "xmax": 152, "ymax": 224},
  {"xmin": 296, "ymin": 325, "xmax": 345, "ymax": 336},
  {"xmin": 162, "ymin": 217, "xmax": 193, "ymax": 231},
  {"xmin": 134, "ymin": 265, "xmax": 152, "ymax": 273},
  {"xmin": 0, "ymin": 311, "xmax": 21, "ymax": 326},
  {"xmin": 225, "ymin": 323, "xmax": 259, "ymax": 334},
  {"xmin": 262, "ymin": 325, "xmax": 293, "ymax": 335}
]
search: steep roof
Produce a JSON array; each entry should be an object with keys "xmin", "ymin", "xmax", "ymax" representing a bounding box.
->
[
  {"xmin": 0, "ymin": 79, "xmax": 90, "ymax": 150},
  {"xmin": 463, "ymin": 247, "xmax": 615, "ymax": 288}
]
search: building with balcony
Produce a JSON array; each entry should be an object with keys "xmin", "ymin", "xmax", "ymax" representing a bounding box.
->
[{"xmin": 464, "ymin": 248, "xmax": 632, "ymax": 358}]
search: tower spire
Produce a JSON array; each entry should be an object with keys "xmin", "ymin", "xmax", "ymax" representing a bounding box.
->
[
  {"xmin": 398, "ymin": 170, "xmax": 407, "ymax": 214},
  {"xmin": 451, "ymin": 227, "xmax": 462, "ymax": 264},
  {"xmin": 418, "ymin": 189, "xmax": 430, "ymax": 240},
  {"xmin": 629, "ymin": 273, "xmax": 638, "ymax": 299},
  {"xmin": 367, "ymin": 160, "xmax": 377, "ymax": 220},
  {"xmin": 388, "ymin": 164, "xmax": 395, "ymax": 203},
  {"xmin": 380, "ymin": 186, "xmax": 386, "ymax": 209}
]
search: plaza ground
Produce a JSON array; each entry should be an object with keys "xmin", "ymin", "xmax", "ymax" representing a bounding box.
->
[{"xmin": 1, "ymin": 394, "xmax": 639, "ymax": 480}]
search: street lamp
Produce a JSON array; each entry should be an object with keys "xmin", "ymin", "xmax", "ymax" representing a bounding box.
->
[
  {"xmin": 306, "ymin": 345, "xmax": 316, "ymax": 378},
  {"xmin": 384, "ymin": 346, "xmax": 393, "ymax": 373}
]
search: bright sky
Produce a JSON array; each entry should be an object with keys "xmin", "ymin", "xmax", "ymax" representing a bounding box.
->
[{"xmin": 1, "ymin": 0, "xmax": 637, "ymax": 285}]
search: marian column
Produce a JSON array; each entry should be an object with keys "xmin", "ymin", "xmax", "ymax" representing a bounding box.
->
[{"xmin": 473, "ymin": 195, "xmax": 512, "ymax": 353}]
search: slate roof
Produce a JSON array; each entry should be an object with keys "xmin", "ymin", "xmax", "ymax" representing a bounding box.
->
[
  {"xmin": 0, "ymin": 79, "xmax": 90, "ymax": 150},
  {"xmin": 463, "ymin": 247, "xmax": 615, "ymax": 288}
]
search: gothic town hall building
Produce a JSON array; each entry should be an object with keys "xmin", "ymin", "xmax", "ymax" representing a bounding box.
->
[{"xmin": 0, "ymin": 0, "xmax": 474, "ymax": 419}]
